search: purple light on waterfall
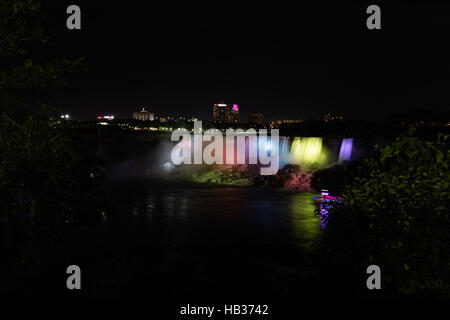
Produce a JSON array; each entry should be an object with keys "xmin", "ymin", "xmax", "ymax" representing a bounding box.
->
[
  {"xmin": 338, "ymin": 138, "xmax": 353, "ymax": 162},
  {"xmin": 232, "ymin": 104, "xmax": 239, "ymax": 111}
]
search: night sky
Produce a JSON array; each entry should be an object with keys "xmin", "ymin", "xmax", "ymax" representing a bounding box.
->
[{"xmin": 41, "ymin": 1, "xmax": 450, "ymax": 121}]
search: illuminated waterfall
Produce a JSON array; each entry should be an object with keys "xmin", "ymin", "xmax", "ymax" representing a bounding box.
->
[
  {"xmin": 279, "ymin": 137, "xmax": 290, "ymax": 166},
  {"xmin": 290, "ymin": 137, "xmax": 325, "ymax": 165},
  {"xmin": 279, "ymin": 137, "xmax": 289, "ymax": 155},
  {"xmin": 338, "ymin": 138, "xmax": 353, "ymax": 162},
  {"xmin": 258, "ymin": 136, "xmax": 272, "ymax": 154}
]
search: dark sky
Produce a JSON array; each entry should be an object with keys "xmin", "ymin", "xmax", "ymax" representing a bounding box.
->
[{"xmin": 42, "ymin": 1, "xmax": 450, "ymax": 121}]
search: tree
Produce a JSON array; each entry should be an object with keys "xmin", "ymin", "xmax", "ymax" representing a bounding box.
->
[
  {"xmin": 316, "ymin": 129, "xmax": 450, "ymax": 295},
  {"xmin": 0, "ymin": 1, "xmax": 100, "ymax": 251},
  {"xmin": 0, "ymin": 0, "xmax": 85, "ymax": 119}
]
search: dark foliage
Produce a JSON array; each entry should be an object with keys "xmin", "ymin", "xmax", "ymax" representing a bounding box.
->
[{"xmin": 314, "ymin": 129, "xmax": 450, "ymax": 295}]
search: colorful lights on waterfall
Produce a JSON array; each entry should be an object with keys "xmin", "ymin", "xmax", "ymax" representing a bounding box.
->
[
  {"xmin": 258, "ymin": 137, "xmax": 272, "ymax": 153},
  {"xmin": 279, "ymin": 137, "xmax": 290, "ymax": 167},
  {"xmin": 170, "ymin": 135, "xmax": 354, "ymax": 172},
  {"xmin": 290, "ymin": 137, "xmax": 327, "ymax": 166},
  {"xmin": 338, "ymin": 138, "xmax": 353, "ymax": 162}
]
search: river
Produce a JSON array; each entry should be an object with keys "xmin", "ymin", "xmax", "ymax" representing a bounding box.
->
[{"xmin": 92, "ymin": 177, "xmax": 323, "ymax": 298}]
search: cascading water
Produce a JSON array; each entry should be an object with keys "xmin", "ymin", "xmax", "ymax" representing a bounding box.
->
[
  {"xmin": 169, "ymin": 135, "xmax": 352, "ymax": 174},
  {"xmin": 279, "ymin": 136, "xmax": 290, "ymax": 167},
  {"xmin": 258, "ymin": 136, "xmax": 272, "ymax": 154},
  {"xmin": 279, "ymin": 137, "xmax": 289, "ymax": 154},
  {"xmin": 290, "ymin": 137, "xmax": 326, "ymax": 165},
  {"xmin": 338, "ymin": 138, "xmax": 353, "ymax": 163}
]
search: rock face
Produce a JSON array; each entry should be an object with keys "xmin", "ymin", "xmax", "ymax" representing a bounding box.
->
[
  {"xmin": 282, "ymin": 171, "xmax": 314, "ymax": 192},
  {"xmin": 253, "ymin": 164, "xmax": 314, "ymax": 192},
  {"xmin": 160, "ymin": 163, "xmax": 315, "ymax": 191}
]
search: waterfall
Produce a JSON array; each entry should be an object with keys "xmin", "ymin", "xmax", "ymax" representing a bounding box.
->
[
  {"xmin": 338, "ymin": 138, "xmax": 353, "ymax": 162},
  {"xmin": 290, "ymin": 137, "xmax": 324, "ymax": 165},
  {"xmin": 279, "ymin": 137, "xmax": 289, "ymax": 154}
]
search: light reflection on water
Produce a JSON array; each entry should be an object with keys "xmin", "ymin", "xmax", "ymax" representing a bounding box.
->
[
  {"xmin": 110, "ymin": 180, "xmax": 321, "ymax": 257},
  {"xmin": 100, "ymin": 179, "xmax": 324, "ymax": 296},
  {"xmin": 289, "ymin": 193, "xmax": 322, "ymax": 250}
]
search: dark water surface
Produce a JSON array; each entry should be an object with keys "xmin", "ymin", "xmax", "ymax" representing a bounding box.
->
[{"xmin": 93, "ymin": 177, "xmax": 324, "ymax": 298}]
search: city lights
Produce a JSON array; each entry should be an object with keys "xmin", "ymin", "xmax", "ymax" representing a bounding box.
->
[{"xmin": 97, "ymin": 115, "xmax": 114, "ymax": 120}]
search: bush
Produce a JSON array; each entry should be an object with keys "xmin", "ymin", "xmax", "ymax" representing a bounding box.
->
[
  {"xmin": 311, "ymin": 164, "xmax": 346, "ymax": 195},
  {"xmin": 315, "ymin": 129, "xmax": 450, "ymax": 295},
  {"xmin": 0, "ymin": 107, "xmax": 105, "ymax": 249}
]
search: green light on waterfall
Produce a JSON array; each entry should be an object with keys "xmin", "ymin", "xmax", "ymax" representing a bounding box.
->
[{"xmin": 291, "ymin": 137, "xmax": 327, "ymax": 165}]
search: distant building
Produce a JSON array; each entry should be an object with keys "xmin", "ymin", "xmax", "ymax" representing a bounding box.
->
[
  {"xmin": 213, "ymin": 102, "xmax": 231, "ymax": 122},
  {"xmin": 231, "ymin": 104, "xmax": 239, "ymax": 122},
  {"xmin": 324, "ymin": 113, "xmax": 343, "ymax": 122},
  {"xmin": 391, "ymin": 109, "xmax": 450, "ymax": 127},
  {"xmin": 133, "ymin": 108, "xmax": 154, "ymax": 121},
  {"xmin": 213, "ymin": 102, "xmax": 238, "ymax": 122},
  {"xmin": 97, "ymin": 115, "xmax": 114, "ymax": 120},
  {"xmin": 275, "ymin": 119, "xmax": 303, "ymax": 125},
  {"xmin": 248, "ymin": 113, "xmax": 263, "ymax": 124}
]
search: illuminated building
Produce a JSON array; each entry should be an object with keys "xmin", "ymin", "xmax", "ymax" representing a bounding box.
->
[
  {"xmin": 231, "ymin": 104, "xmax": 240, "ymax": 122},
  {"xmin": 213, "ymin": 102, "xmax": 240, "ymax": 122},
  {"xmin": 213, "ymin": 102, "xmax": 232, "ymax": 122},
  {"xmin": 324, "ymin": 113, "xmax": 343, "ymax": 122},
  {"xmin": 133, "ymin": 108, "xmax": 154, "ymax": 121},
  {"xmin": 275, "ymin": 119, "xmax": 303, "ymax": 125},
  {"xmin": 248, "ymin": 113, "xmax": 263, "ymax": 124}
]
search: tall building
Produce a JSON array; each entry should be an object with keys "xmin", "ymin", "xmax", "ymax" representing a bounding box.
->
[
  {"xmin": 248, "ymin": 113, "xmax": 263, "ymax": 124},
  {"xmin": 213, "ymin": 102, "xmax": 233, "ymax": 122},
  {"xmin": 133, "ymin": 108, "xmax": 154, "ymax": 121},
  {"xmin": 231, "ymin": 104, "xmax": 239, "ymax": 122}
]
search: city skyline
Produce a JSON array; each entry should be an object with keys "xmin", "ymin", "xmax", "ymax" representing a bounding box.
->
[{"xmin": 44, "ymin": 2, "xmax": 450, "ymax": 121}]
